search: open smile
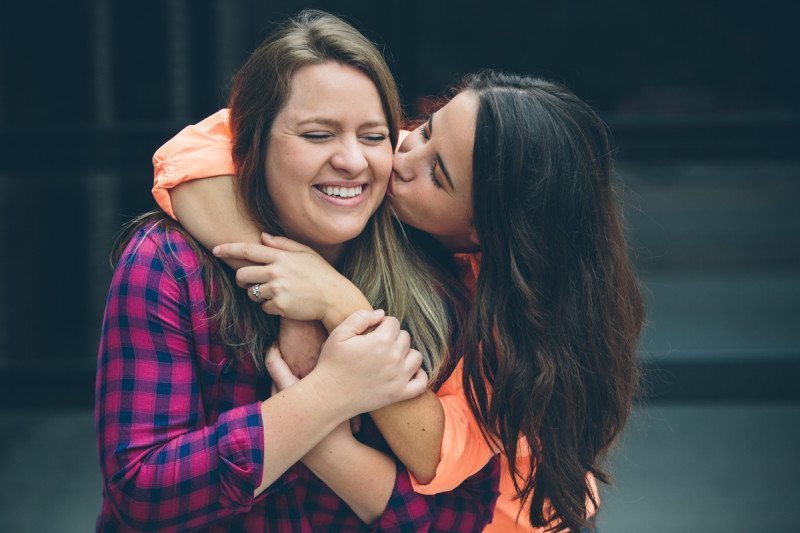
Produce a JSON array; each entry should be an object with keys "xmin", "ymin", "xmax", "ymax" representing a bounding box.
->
[{"xmin": 313, "ymin": 184, "xmax": 369, "ymax": 206}]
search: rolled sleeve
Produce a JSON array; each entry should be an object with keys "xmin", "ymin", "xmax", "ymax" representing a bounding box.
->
[
  {"xmin": 152, "ymin": 109, "xmax": 235, "ymax": 219},
  {"xmin": 371, "ymin": 464, "xmax": 434, "ymax": 532},
  {"xmin": 97, "ymin": 227, "xmax": 265, "ymax": 530},
  {"xmin": 215, "ymin": 403, "xmax": 266, "ymax": 509},
  {"xmin": 375, "ymin": 458, "xmax": 501, "ymax": 532},
  {"xmin": 411, "ymin": 361, "xmax": 495, "ymax": 495}
]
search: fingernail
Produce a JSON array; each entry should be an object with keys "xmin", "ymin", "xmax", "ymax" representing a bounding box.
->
[
  {"xmin": 212, "ymin": 246, "xmax": 220, "ymax": 255},
  {"xmin": 262, "ymin": 232, "xmax": 272, "ymax": 239}
]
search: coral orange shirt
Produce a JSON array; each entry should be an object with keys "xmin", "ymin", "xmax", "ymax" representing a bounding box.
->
[{"xmin": 152, "ymin": 110, "xmax": 598, "ymax": 532}]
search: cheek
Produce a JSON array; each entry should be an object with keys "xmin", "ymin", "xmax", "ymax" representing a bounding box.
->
[
  {"xmin": 366, "ymin": 147, "xmax": 392, "ymax": 200},
  {"xmin": 370, "ymin": 146, "xmax": 393, "ymax": 183},
  {"xmin": 425, "ymin": 194, "xmax": 472, "ymax": 233}
]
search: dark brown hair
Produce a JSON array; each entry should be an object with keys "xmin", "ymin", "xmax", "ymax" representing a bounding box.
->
[{"xmin": 458, "ymin": 71, "xmax": 644, "ymax": 530}]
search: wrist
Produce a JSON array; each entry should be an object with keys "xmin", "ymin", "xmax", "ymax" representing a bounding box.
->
[
  {"xmin": 301, "ymin": 369, "xmax": 356, "ymax": 423},
  {"xmin": 321, "ymin": 278, "xmax": 372, "ymax": 333}
]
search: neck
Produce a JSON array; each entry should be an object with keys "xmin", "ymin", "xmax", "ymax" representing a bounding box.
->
[
  {"xmin": 313, "ymin": 243, "xmax": 345, "ymax": 265},
  {"xmin": 435, "ymin": 233, "xmax": 481, "ymax": 254}
]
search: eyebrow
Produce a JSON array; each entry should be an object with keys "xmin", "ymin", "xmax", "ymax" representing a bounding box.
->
[
  {"xmin": 428, "ymin": 114, "xmax": 455, "ymax": 191},
  {"xmin": 296, "ymin": 117, "xmax": 388, "ymax": 129}
]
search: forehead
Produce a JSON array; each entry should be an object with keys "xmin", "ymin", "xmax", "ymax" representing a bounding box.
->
[
  {"xmin": 280, "ymin": 62, "xmax": 386, "ymax": 124},
  {"xmin": 435, "ymin": 91, "xmax": 478, "ymax": 192}
]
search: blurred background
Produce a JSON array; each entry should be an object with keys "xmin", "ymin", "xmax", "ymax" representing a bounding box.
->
[{"xmin": 1, "ymin": 0, "xmax": 798, "ymax": 531}]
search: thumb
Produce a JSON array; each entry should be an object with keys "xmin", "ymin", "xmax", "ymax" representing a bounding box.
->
[
  {"xmin": 328, "ymin": 309, "xmax": 385, "ymax": 342},
  {"xmin": 261, "ymin": 232, "xmax": 310, "ymax": 253},
  {"xmin": 265, "ymin": 343, "xmax": 299, "ymax": 390}
]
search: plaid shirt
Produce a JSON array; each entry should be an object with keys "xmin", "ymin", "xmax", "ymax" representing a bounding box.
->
[{"xmin": 96, "ymin": 224, "xmax": 500, "ymax": 532}]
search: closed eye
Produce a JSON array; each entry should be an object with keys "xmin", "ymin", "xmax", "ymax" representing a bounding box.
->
[
  {"xmin": 301, "ymin": 132, "xmax": 333, "ymax": 141},
  {"xmin": 419, "ymin": 123, "xmax": 443, "ymax": 189},
  {"xmin": 361, "ymin": 134, "xmax": 388, "ymax": 144}
]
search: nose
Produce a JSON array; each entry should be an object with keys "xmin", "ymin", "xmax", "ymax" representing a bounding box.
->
[
  {"xmin": 391, "ymin": 127, "xmax": 420, "ymax": 182},
  {"xmin": 330, "ymin": 137, "xmax": 368, "ymax": 175},
  {"xmin": 392, "ymin": 152, "xmax": 413, "ymax": 183}
]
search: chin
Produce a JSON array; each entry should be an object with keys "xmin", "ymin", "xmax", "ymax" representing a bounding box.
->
[
  {"xmin": 324, "ymin": 224, "xmax": 370, "ymax": 246},
  {"xmin": 388, "ymin": 206, "xmax": 418, "ymax": 230}
]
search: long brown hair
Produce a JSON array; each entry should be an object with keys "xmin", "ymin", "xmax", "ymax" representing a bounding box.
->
[
  {"xmin": 115, "ymin": 11, "xmax": 462, "ymax": 377},
  {"xmin": 459, "ymin": 72, "xmax": 644, "ymax": 530},
  {"xmin": 224, "ymin": 10, "xmax": 461, "ymax": 377}
]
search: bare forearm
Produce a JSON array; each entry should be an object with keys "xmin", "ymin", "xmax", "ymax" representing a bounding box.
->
[
  {"xmin": 320, "ymin": 287, "xmax": 445, "ymax": 482},
  {"xmin": 370, "ymin": 390, "xmax": 444, "ymax": 484},
  {"xmin": 302, "ymin": 429, "xmax": 397, "ymax": 524},
  {"xmin": 171, "ymin": 175, "xmax": 261, "ymax": 268},
  {"xmin": 320, "ymin": 284, "xmax": 372, "ymax": 333},
  {"xmin": 255, "ymin": 375, "xmax": 348, "ymax": 495}
]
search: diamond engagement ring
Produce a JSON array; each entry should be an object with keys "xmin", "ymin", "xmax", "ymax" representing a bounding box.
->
[{"xmin": 251, "ymin": 283, "xmax": 264, "ymax": 304}]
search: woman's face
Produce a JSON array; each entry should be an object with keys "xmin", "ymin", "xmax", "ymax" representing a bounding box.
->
[
  {"xmin": 265, "ymin": 62, "xmax": 392, "ymax": 260},
  {"xmin": 388, "ymin": 91, "xmax": 480, "ymax": 252}
]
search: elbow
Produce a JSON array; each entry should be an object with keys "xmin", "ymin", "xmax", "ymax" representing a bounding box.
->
[
  {"xmin": 411, "ymin": 470, "xmax": 435, "ymax": 486},
  {"xmin": 409, "ymin": 458, "xmax": 440, "ymax": 486}
]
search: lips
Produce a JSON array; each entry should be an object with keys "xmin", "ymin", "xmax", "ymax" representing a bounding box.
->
[
  {"xmin": 312, "ymin": 183, "xmax": 370, "ymax": 207},
  {"xmin": 317, "ymin": 184, "xmax": 364, "ymax": 198}
]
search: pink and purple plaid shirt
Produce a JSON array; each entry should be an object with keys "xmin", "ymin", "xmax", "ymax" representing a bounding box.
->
[{"xmin": 95, "ymin": 224, "xmax": 499, "ymax": 532}]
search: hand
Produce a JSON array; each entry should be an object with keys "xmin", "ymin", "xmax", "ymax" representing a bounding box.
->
[
  {"xmin": 213, "ymin": 233, "xmax": 353, "ymax": 322},
  {"xmin": 278, "ymin": 317, "xmax": 326, "ymax": 379},
  {"xmin": 310, "ymin": 309, "xmax": 428, "ymax": 419},
  {"xmin": 264, "ymin": 342, "xmax": 299, "ymax": 397},
  {"xmin": 267, "ymin": 331, "xmax": 361, "ymax": 432}
]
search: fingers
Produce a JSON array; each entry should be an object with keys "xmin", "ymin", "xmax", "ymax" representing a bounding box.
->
[
  {"xmin": 246, "ymin": 282, "xmax": 275, "ymax": 304},
  {"xmin": 261, "ymin": 232, "xmax": 312, "ymax": 253},
  {"xmin": 236, "ymin": 265, "xmax": 274, "ymax": 288},
  {"xmin": 213, "ymin": 242, "xmax": 280, "ymax": 264},
  {"xmin": 265, "ymin": 343, "xmax": 299, "ymax": 390},
  {"xmin": 261, "ymin": 299, "xmax": 283, "ymax": 316},
  {"xmin": 329, "ymin": 309, "xmax": 385, "ymax": 341},
  {"xmin": 372, "ymin": 314, "xmax": 401, "ymax": 343},
  {"xmin": 397, "ymin": 329, "xmax": 411, "ymax": 355},
  {"xmin": 403, "ymin": 348, "xmax": 423, "ymax": 376},
  {"xmin": 402, "ymin": 368, "xmax": 429, "ymax": 399}
]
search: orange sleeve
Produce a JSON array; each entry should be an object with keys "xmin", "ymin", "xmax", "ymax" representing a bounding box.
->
[
  {"xmin": 410, "ymin": 360, "xmax": 496, "ymax": 494},
  {"xmin": 151, "ymin": 109, "xmax": 235, "ymax": 220}
]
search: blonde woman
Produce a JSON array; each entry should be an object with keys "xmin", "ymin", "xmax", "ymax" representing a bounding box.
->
[{"xmin": 95, "ymin": 11, "xmax": 499, "ymax": 531}]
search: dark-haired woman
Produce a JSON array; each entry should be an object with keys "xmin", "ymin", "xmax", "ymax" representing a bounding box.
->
[{"xmin": 155, "ymin": 72, "xmax": 643, "ymax": 531}]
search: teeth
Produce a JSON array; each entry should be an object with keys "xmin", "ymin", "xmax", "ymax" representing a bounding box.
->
[{"xmin": 321, "ymin": 185, "xmax": 363, "ymax": 198}]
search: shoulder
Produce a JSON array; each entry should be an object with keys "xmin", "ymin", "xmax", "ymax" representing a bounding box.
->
[{"xmin": 116, "ymin": 221, "xmax": 204, "ymax": 284}]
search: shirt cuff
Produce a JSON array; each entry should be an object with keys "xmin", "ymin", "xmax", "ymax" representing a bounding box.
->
[
  {"xmin": 410, "ymin": 395, "xmax": 492, "ymax": 495},
  {"xmin": 371, "ymin": 463, "xmax": 432, "ymax": 532},
  {"xmin": 215, "ymin": 402, "xmax": 265, "ymax": 510},
  {"xmin": 152, "ymin": 144, "xmax": 236, "ymax": 220}
]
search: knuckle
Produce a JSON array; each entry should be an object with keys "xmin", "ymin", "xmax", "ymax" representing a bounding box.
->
[
  {"xmin": 243, "ymin": 243, "xmax": 259, "ymax": 259},
  {"xmin": 379, "ymin": 329, "xmax": 395, "ymax": 345}
]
